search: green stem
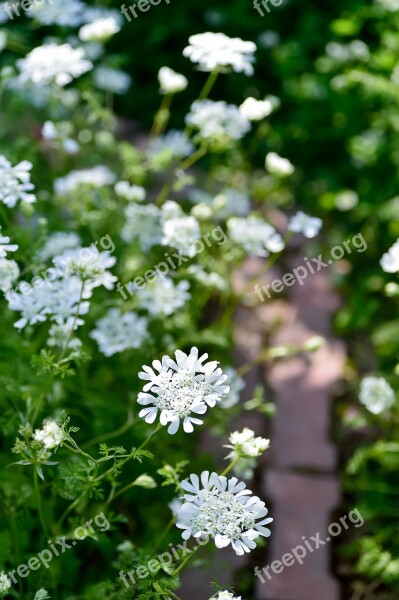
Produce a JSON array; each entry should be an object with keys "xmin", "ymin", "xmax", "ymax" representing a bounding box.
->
[
  {"xmin": 172, "ymin": 543, "xmax": 202, "ymax": 576},
  {"xmin": 155, "ymin": 147, "xmax": 207, "ymax": 207},
  {"xmin": 151, "ymin": 517, "xmax": 175, "ymax": 553},
  {"xmin": 198, "ymin": 69, "xmax": 219, "ymax": 101},
  {"xmin": 34, "ymin": 468, "xmax": 49, "ymax": 539},
  {"xmin": 137, "ymin": 423, "xmax": 163, "ymax": 451},
  {"xmin": 151, "ymin": 93, "xmax": 173, "ymax": 137},
  {"xmin": 220, "ymin": 456, "xmax": 240, "ymax": 477}
]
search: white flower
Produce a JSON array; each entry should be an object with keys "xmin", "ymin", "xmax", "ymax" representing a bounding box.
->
[
  {"xmin": 239, "ymin": 97, "xmax": 273, "ymax": 121},
  {"xmin": 36, "ymin": 232, "xmax": 81, "ymax": 262},
  {"xmin": 213, "ymin": 593, "xmax": 241, "ymax": 600},
  {"xmin": 0, "ymin": 258, "xmax": 19, "ymax": 292},
  {"xmin": 288, "ymin": 211, "xmax": 323, "ymax": 239},
  {"xmin": 138, "ymin": 347, "xmax": 229, "ymax": 434},
  {"xmin": 0, "ymin": 227, "xmax": 18, "ymax": 258},
  {"xmin": 54, "ymin": 166, "xmax": 116, "ymax": 195},
  {"xmin": 169, "ymin": 498, "xmax": 183, "ymax": 517},
  {"xmin": 0, "ymin": 572, "xmax": 11, "ymax": 597},
  {"xmin": 186, "ymin": 100, "xmax": 251, "ymax": 143},
  {"xmin": 17, "ymin": 43, "xmax": 92, "ymax": 87},
  {"xmin": 265, "ymin": 152, "xmax": 295, "ymax": 176},
  {"xmin": 33, "ymin": 420, "xmax": 65, "ymax": 449},
  {"xmin": 226, "ymin": 428, "xmax": 270, "ymax": 459},
  {"xmin": 115, "ymin": 181, "xmax": 146, "ymax": 202},
  {"xmin": 53, "ymin": 247, "xmax": 117, "ymax": 291},
  {"xmin": 158, "ymin": 66, "xmax": 188, "ymax": 94},
  {"xmin": 79, "ymin": 17, "xmax": 121, "ymax": 42},
  {"xmin": 122, "ymin": 203, "xmax": 163, "ymax": 251},
  {"xmin": 90, "ymin": 308, "xmax": 148, "ymax": 357},
  {"xmin": 380, "ymin": 239, "xmax": 399, "ymax": 273},
  {"xmin": 148, "ymin": 130, "xmax": 194, "ymax": 159},
  {"xmin": 359, "ymin": 377, "xmax": 396, "ymax": 414},
  {"xmin": 93, "ymin": 67, "xmax": 132, "ymax": 94},
  {"xmin": 228, "ymin": 216, "xmax": 284, "ymax": 257},
  {"xmin": 26, "ymin": 0, "xmax": 86, "ymax": 26},
  {"xmin": 176, "ymin": 471, "xmax": 272, "ymax": 555},
  {"xmin": 47, "ymin": 320, "xmax": 82, "ymax": 350},
  {"xmin": 135, "ymin": 278, "xmax": 190, "ymax": 317},
  {"xmin": 220, "ymin": 368, "xmax": 245, "ymax": 408},
  {"xmin": 41, "ymin": 121, "xmax": 79, "ymax": 155},
  {"xmin": 0, "ymin": 155, "xmax": 36, "ymax": 208},
  {"xmin": 183, "ymin": 32, "xmax": 256, "ymax": 75},
  {"xmin": 161, "ymin": 201, "xmax": 201, "ymax": 257}
]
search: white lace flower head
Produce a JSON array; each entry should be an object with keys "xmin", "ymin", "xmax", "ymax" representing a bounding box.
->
[
  {"xmin": 380, "ymin": 239, "xmax": 399, "ymax": 273},
  {"xmin": 183, "ymin": 32, "xmax": 256, "ymax": 75},
  {"xmin": 26, "ymin": 0, "xmax": 86, "ymax": 26},
  {"xmin": 135, "ymin": 278, "xmax": 190, "ymax": 317},
  {"xmin": 227, "ymin": 216, "xmax": 284, "ymax": 257},
  {"xmin": 186, "ymin": 100, "xmax": 251, "ymax": 144},
  {"xmin": 114, "ymin": 181, "xmax": 146, "ymax": 202},
  {"xmin": 90, "ymin": 308, "xmax": 148, "ymax": 357},
  {"xmin": 54, "ymin": 166, "xmax": 116, "ymax": 195},
  {"xmin": 0, "ymin": 227, "xmax": 18, "ymax": 258},
  {"xmin": 265, "ymin": 152, "xmax": 295, "ymax": 176},
  {"xmin": 225, "ymin": 428, "xmax": 270, "ymax": 459},
  {"xmin": 0, "ymin": 572, "xmax": 11, "ymax": 597},
  {"xmin": 288, "ymin": 211, "xmax": 323, "ymax": 238},
  {"xmin": 176, "ymin": 471, "xmax": 272, "ymax": 555},
  {"xmin": 158, "ymin": 66, "xmax": 188, "ymax": 94},
  {"xmin": 239, "ymin": 97, "xmax": 273, "ymax": 121},
  {"xmin": 36, "ymin": 232, "xmax": 81, "ymax": 262},
  {"xmin": 138, "ymin": 347, "xmax": 229, "ymax": 434},
  {"xmin": 33, "ymin": 420, "xmax": 65, "ymax": 449},
  {"xmin": 17, "ymin": 43, "xmax": 92, "ymax": 87},
  {"xmin": 53, "ymin": 247, "xmax": 117, "ymax": 291},
  {"xmin": 0, "ymin": 258, "xmax": 19, "ymax": 292},
  {"xmin": 0, "ymin": 155, "xmax": 36, "ymax": 208},
  {"xmin": 161, "ymin": 201, "xmax": 201, "ymax": 257},
  {"xmin": 79, "ymin": 17, "xmax": 121, "ymax": 42},
  {"xmin": 212, "ymin": 593, "xmax": 241, "ymax": 600},
  {"xmin": 359, "ymin": 376, "xmax": 396, "ymax": 414}
]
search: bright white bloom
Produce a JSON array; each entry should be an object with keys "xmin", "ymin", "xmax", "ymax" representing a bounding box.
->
[
  {"xmin": 33, "ymin": 420, "xmax": 65, "ymax": 449},
  {"xmin": 79, "ymin": 17, "xmax": 120, "ymax": 42},
  {"xmin": 17, "ymin": 44, "xmax": 92, "ymax": 87},
  {"xmin": 93, "ymin": 67, "xmax": 132, "ymax": 94},
  {"xmin": 288, "ymin": 211, "xmax": 323, "ymax": 239},
  {"xmin": 42, "ymin": 121, "xmax": 79, "ymax": 155},
  {"xmin": 138, "ymin": 348, "xmax": 229, "ymax": 434},
  {"xmin": 0, "ymin": 259, "xmax": 19, "ymax": 292},
  {"xmin": 183, "ymin": 32, "xmax": 256, "ymax": 75},
  {"xmin": 359, "ymin": 377, "xmax": 396, "ymax": 414},
  {"xmin": 158, "ymin": 66, "xmax": 188, "ymax": 94},
  {"xmin": 161, "ymin": 201, "xmax": 201, "ymax": 257},
  {"xmin": 55, "ymin": 166, "xmax": 116, "ymax": 195},
  {"xmin": 380, "ymin": 239, "xmax": 399, "ymax": 273},
  {"xmin": 240, "ymin": 97, "xmax": 273, "ymax": 121},
  {"xmin": 265, "ymin": 152, "xmax": 295, "ymax": 176},
  {"xmin": 0, "ymin": 155, "xmax": 36, "ymax": 208},
  {"xmin": 36, "ymin": 232, "xmax": 81, "ymax": 262},
  {"xmin": 148, "ymin": 130, "xmax": 194, "ymax": 159},
  {"xmin": 135, "ymin": 278, "xmax": 190, "ymax": 317},
  {"xmin": 226, "ymin": 428, "xmax": 270, "ymax": 459},
  {"xmin": 0, "ymin": 227, "xmax": 18, "ymax": 258},
  {"xmin": 115, "ymin": 181, "xmax": 146, "ymax": 202},
  {"xmin": 176, "ymin": 471, "xmax": 272, "ymax": 555},
  {"xmin": 0, "ymin": 572, "xmax": 11, "ymax": 597},
  {"xmin": 90, "ymin": 308, "xmax": 148, "ymax": 357},
  {"xmin": 186, "ymin": 100, "xmax": 251, "ymax": 143},
  {"xmin": 228, "ymin": 216, "xmax": 284, "ymax": 257},
  {"xmin": 122, "ymin": 203, "xmax": 162, "ymax": 251},
  {"xmin": 213, "ymin": 593, "xmax": 241, "ymax": 600},
  {"xmin": 220, "ymin": 368, "xmax": 245, "ymax": 408},
  {"xmin": 53, "ymin": 247, "xmax": 117, "ymax": 292},
  {"xmin": 27, "ymin": 0, "xmax": 86, "ymax": 26}
]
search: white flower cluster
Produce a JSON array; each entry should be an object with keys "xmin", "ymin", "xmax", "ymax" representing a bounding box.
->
[
  {"xmin": 0, "ymin": 155, "xmax": 36, "ymax": 208},
  {"xmin": 115, "ymin": 181, "xmax": 146, "ymax": 202},
  {"xmin": 161, "ymin": 201, "xmax": 201, "ymax": 257},
  {"xmin": 213, "ymin": 593, "xmax": 241, "ymax": 600},
  {"xmin": 17, "ymin": 43, "xmax": 92, "ymax": 87},
  {"xmin": 79, "ymin": 17, "xmax": 121, "ymax": 43},
  {"xmin": 27, "ymin": 0, "xmax": 85, "ymax": 26},
  {"xmin": 158, "ymin": 66, "xmax": 188, "ymax": 94},
  {"xmin": 33, "ymin": 420, "xmax": 65, "ymax": 449},
  {"xmin": 122, "ymin": 203, "xmax": 163, "ymax": 251},
  {"xmin": 176, "ymin": 471, "xmax": 272, "ymax": 555},
  {"xmin": 359, "ymin": 376, "xmax": 396, "ymax": 414},
  {"xmin": 186, "ymin": 100, "xmax": 251, "ymax": 143},
  {"xmin": 228, "ymin": 216, "xmax": 284, "ymax": 257},
  {"xmin": 53, "ymin": 247, "xmax": 117, "ymax": 291},
  {"xmin": 0, "ymin": 226, "xmax": 19, "ymax": 292},
  {"xmin": 138, "ymin": 347, "xmax": 229, "ymax": 434},
  {"xmin": 240, "ymin": 97, "xmax": 273, "ymax": 121},
  {"xmin": 36, "ymin": 232, "xmax": 81, "ymax": 262},
  {"xmin": 183, "ymin": 32, "xmax": 256, "ymax": 75},
  {"xmin": 288, "ymin": 211, "xmax": 323, "ymax": 239},
  {"xmin": 90, "ymin": 308, "xmax": 148, "ymax": 357},
  {"xmin": 226, "ymin": 428, "xmax": 270, "ymax": 459},
  {"xmin": 0, "ymin": 227, "xmax": 18, "ymax": 258},
  {"xmin": 134, "ymin": 278, "xmax": 191, "ymax": 317},
  {"xmin": 55, "ymin": 166, "xmax": 116, "ymax": 196},
  {"xmin": 265, "ymin": 152, "xmax": 295, "ymax": 176},
  {"xmin": 0, "ymin": 572, "xmax": 11, "ymax": 597},
  {"xmin": 220, "ymin": 368, "xmax": 245, "ymax": 408},
  {"xmin": 380, "ymin": 239, "xmax": 399, "ymax": 273}
]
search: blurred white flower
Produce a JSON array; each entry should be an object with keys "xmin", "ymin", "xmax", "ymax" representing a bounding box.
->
[
  {"xmin": 183, "ymin": 32, "xmax": 256, "ymax": 75},
  {"xmin": 0, "ymin": 227, "xmax": 18, "ymax": 258},
  {"xmin": 186, "ymin": 100, "xmax": 251, "ymax": 143},
  {"xmin": 17, "ymin": 43, "xmax": 92, "ymax": 87},
  {"xmin": 239, "ymin": 97, "xmax": 273, "ymax": 121},
  {"xmin": 138, "ymin": 347, "xmax": 229, "ymax": 434},
  {"xmin": 359, "ymin": 376, "xmax": 396, "ymax": 414},
  {"xmin": 36, "ymin": 232, "xmax": 81, "ymax": 262},
  {"xmin": 213, "ymin": 593, "xmax": 241, "ymax": 600},
  {"xmin": 33, "ymin": 420, "xmax": 65, "ymax": 449},
  {"xmin": 220, "ymin": 368, "xmax": 245, "ymax": 408},
  {"xmin": 161, "ymin": 201, "xmax": 201, "ymax": 256},
  {"xmin": 79, "ymin": 17, "xmax": 121, "ymax": 42},
  {"xmin": 47, "ymin": 320, "xmax": 82, "ymax": 350},
  {"xmin": 288, "ymin": 211, "xmax": 322, "ymax": 238},
  {"xmin": 135, "ymin": 278, "xmax": 190, "ymax": 317},
  {"xmin": 265, "ymin": 152, "xmax": 295, "ymax": 176},
  {"xmin": 122, "ymin": 203, "xmax": 163, "ymax": 251},
  {"xmin": 0, "ymin": 155, "xmax": 36, "ymax": 208},
  {"xmin": 225, "ymin": 428, "xmax": 270, "ymax": 459},
  {"xmin": 115, "ymin": 181, "xmax": 146, "ymax": 202},
  {"xmin": 169, "ymin": 497, "xmax": 183, "ymax": 517},
  {"xmin": 158, "ymin": 66, "xmax": 188, "ymax": 94},
  {"xmin": 90, "ymin": 308, "xmax": 148, "ymax": 357},
  {"xmin": 0, "ymin": 572, "xmax": 11, "ymax": 597},
  {"xmin": 380, "ymin": 239, "xmax": 399, "ymax": 273},
  {"xmin": 176, "ymin": 471, "xmax": 272, "ymax": 554},
  {"xmin": 55, "ymin": 166, "xmax": 116, "ymax": 195},
  {"xmin": 93, "ymin": 67, "xmax": 132, "ymax": 94},
  {"xmin": 0, "ymin": 258, "xmax": 19, "ymax": 292},
  {"xmin": 27, "ymin": 0, "xmax": 86, "ymax": 26},
  {"xmin": 148, "ymin": 130, "xmax": 194, "ymax": 159},
  {"xmin": 187, "ymin": 265, "xmax": 228, "ymax": 292},
  {"xmin": 228, "ymin": 216, "xmax": 284, "ymax": 257},
  {"xmin": 42, "ymin": 121, "xmax": 79, "ymax": 155},
  {"xmin": 53, "ymin": 247, "xmax": 117, "ymax": 292}
]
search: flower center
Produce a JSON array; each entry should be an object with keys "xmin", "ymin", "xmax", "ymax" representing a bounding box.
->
[{"xmin": 191, "ymin": 491, "xmax": 256, "ymax": 539}]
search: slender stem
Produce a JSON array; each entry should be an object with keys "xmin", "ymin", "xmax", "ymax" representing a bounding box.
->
[
  {"xmin": 155, "ymin": 147, "xmax": 207, "ymax": 207},
  {"xmin": 57, "ymin": 491, "xmax": 87, "ymax": 530},
  {"xmin": 220, "ymin": 456, "xmax": 240, "ymax": 477},
  {"xmin": 106, "ymin": 480, "xmax": 137, "ymax": 504},
  {"xmin": 82, "ymin": 418, "xmax": 134, "ymax": 449},
  {"xmin": 198, "ymin": 69, "xmax": 219, "ymax": 101},
  {"xmin": 137, "ymin": 423, "xmax": 163, "ymax": 451},
  {"xmin": 172, "ymin": 543, "xmax": 202, "ymax": 576},
  {"xmin": 151, "ymin": 93, "xmax": 173, "ymax": 137},
  {"xmin": 151, "ymin": 517, "xmax": 175, "ymax": 553},
  {"xmin": 34, "ymin": 468, "xmax": 49, "ymax": 539},
  {"xmin": 63, "ymin": 441, "xmax": 97, "ymax": 465}
]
